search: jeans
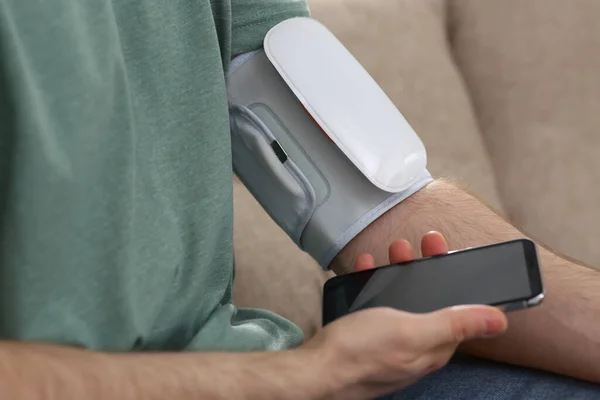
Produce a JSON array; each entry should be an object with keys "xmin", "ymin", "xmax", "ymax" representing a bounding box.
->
[{"xmin": 381, "ymin": 355, "xmax": 600, "ymax": 399}]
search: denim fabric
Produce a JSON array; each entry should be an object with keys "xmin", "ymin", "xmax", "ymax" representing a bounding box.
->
[{"xmin": 381, "ymin": 355, "xmax": 600, "ymax": 399}]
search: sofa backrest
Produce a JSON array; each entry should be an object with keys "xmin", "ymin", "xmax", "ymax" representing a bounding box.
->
[
  {"xmin": 311, "ymin": 0, "xmax": 600, "ymax": 268},
  {"xmin": 450, "ymin": 0, "xmax": 600, "ymax": 268}
]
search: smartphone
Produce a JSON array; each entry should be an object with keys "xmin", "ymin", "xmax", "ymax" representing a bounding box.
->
[{"xmin": 322, "ymin": 239, "xmax": 544, "ymax": 325}]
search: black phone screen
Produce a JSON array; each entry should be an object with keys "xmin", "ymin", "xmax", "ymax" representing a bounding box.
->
[{"xmin": 322, "ymin": 239, "xmax": 543, "ymax": 325}]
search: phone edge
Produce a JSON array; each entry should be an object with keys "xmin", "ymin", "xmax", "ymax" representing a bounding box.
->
[{"xmin": 496, "ymin": 292, "xmax": 545, "ymax": 312}]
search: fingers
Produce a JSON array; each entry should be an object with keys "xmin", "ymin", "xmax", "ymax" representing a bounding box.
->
[
  {"xmin": 421, "ymin": 231, "xmax": 448, "ymax": 257},
  {"xmin": 388, "ymin": 240, "xmax": 415, "ymax": 264},
  {"xmin": 354, "ymin": 253, "xmax": 376, "ymax": 272},
  {"xmin": 354, "ymin": 231, "xmax": 448, "ymax": 272},
  {"xmin": 418, "ymin": 305, "xmax": 508, "ymax": 348}
]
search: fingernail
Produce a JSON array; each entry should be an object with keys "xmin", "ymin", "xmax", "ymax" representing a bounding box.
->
[{"xmin": 483, "ymin": 316, "xmax": 508, "ymax": 337}]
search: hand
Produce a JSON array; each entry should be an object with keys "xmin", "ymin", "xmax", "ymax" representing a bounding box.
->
[
  {"xmin": 353, "ymin": 230, "xmax": 450, "ymax": 272},
  {"xmin": 305, "ymin": 232, "xmax": 508, "ymax": 400}
]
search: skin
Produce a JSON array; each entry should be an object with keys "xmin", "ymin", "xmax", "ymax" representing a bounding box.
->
[
  {"xmin": 3, "ymin": 180, "xmax": 600, "ymax": 398},
  {"xmin": 0, "ymin": 231, "xmax": 508, "ymax": 400},
  {"xmin": 2, "ymin": 181, "xmax": 599, "ymax": 398},
  {"xmin": 353, "ymin": 231, "xmax": 449, "ymax": 273},
  {"xmin": 335, "ymin": 180, "xmax": 600, "ymax": 383}
]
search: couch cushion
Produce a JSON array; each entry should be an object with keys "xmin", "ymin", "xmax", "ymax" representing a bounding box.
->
[
  {"xmin": 450, "ymin": 0, "xmax": 600, "ymax": 268},
  {"xmin": 232, "ymin": 177, "xmax": 330, "ymax": 339}
]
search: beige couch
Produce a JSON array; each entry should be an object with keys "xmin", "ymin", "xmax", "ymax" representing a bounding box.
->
[{"xmin": 232, "ymin": 0, "xmax": 600, "ymax": 339}]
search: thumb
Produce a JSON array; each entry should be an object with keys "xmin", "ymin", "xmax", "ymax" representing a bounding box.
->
[{"xmin": 418, "ymin": 305, "xmax": 508, "ymax": 348}]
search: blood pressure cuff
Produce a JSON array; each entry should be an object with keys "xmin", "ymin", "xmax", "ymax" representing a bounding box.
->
[{"xmin": 227, "ymin": 17, "xmax": 434, "ymax": 269}]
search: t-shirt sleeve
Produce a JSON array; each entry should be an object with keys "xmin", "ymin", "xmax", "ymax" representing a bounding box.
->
[{"xmin": 230, "ymin": 0, "xmax": 310, "ymax": 55}]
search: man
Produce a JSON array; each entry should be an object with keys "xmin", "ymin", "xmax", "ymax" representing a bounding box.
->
[{"xmin": 0, "ymin": 0, "xmax": 599, "ymax": 398}]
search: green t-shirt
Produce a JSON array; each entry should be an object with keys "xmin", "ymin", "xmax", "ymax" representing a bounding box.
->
[{"xmin": 0, "ymin": 0, "xmax": 308, "ymax": 352}]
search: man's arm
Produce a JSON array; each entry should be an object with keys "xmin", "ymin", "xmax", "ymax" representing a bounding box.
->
[
  {"xmin": 0, "ymin": 341, "xmax": 328, "ymax": 400},
  {"xmin": 0, "ymin": 304, "xmax": 507, "ymax": 400},
  {"xmin": 333, "ymin": 179, "xmax": 600, "ymax": 383}
]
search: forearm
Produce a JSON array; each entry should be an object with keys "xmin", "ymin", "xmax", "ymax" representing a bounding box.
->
[
  {"xmin": 0, "ymin": 341, "xmax": 332, "ymax": 399},
  {"xmin": 334, "ymin": 179, "xmax": 600, "ymax": 382}
]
